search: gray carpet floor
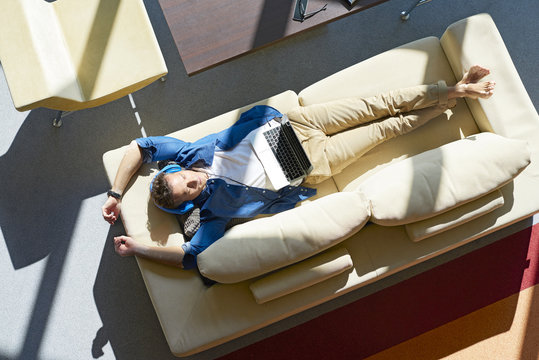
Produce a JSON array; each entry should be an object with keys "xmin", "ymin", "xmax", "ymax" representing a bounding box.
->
[{"xmin": 0, "ymin": 0, "xmax": 538, "ymax": 359}]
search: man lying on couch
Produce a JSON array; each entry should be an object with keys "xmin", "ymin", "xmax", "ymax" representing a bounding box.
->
[{"xmin": 102, "ymin": 66, "xmax": 495, "ymax": 270}]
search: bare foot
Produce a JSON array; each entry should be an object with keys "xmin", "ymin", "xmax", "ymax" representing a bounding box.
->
[
  {"xmin": 456, "ymin": 81, "xmax": 496, "ymax": 99},
  {"xmin": 450, "ymin": 65, "xmax": 495, "ymax": 99},
  {"xmin": 458, "ymin": 65, "xmax": 490, "ymax": 85}
]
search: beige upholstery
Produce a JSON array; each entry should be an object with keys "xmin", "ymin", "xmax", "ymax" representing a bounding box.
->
[
  {"xmin": 249, "ymin": 246, "xmax": 353, "ymax": 304},
  {"xmin": 0, "ymin": 0, "xmax": 167, "ymax": 112},
  {"xmin": 405, "ymin": 189, "xmax": 505, "ymax": 242},
  {"xmin": 102, "ymin": 14, "xmax": 539, "ymax": 356},
  {"xmin": 359, "ymin": 133, "xmax": 530, "ymax": 226},
  {"xmin": 441, "ymin": 14, "xmax": 539, "ymax": 154},
  {"xmin": 300, "ymin": 36, "xmax": 481, "ymax": 192},
  {"xmin": 198, "ymin": 191, "xmax": 370, "ymax": 283}
]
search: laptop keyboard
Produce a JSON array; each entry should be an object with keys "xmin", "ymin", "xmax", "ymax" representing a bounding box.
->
[{"xmin": 263, "ymin": 125, "xmax": 305, "ymax": 181}]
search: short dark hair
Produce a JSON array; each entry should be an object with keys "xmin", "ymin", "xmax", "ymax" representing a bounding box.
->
[{"xmin": 151, "ymin": 172, "xmax": 175, "ymax": 208}]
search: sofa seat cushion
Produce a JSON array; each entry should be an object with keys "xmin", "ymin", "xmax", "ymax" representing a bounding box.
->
[
  {"xmin": 197, "ymin": 191, "xmax": 370, "ymax": 283},
  {"xmin": 358, "ymin": 132, "xmax": 530, "ymax": 226}
]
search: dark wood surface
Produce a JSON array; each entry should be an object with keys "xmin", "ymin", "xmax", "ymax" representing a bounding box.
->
[{"xmin": 157, "ymin": 0, "xmax": 389, "ymax": 75}]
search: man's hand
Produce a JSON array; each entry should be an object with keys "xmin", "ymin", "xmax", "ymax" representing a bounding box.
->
[
  {"xmin": 103, "ymin": 140, "xmax": 144, "ymax": 225},
  {"xmin": 113, "ymin": 236, "xmax": 142, "ymax": 257},
  {"xmin": 102, "ymin": 196, "xmax": 121, "ymax": 225}
]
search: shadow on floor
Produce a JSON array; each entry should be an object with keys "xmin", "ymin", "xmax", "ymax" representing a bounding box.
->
[
  {"xmin": 0, "ymin": 101, "xmax": 142, "ymax": 359},
  {"xmin": 92, "ymin": 225, "xmax": 176, "ymax": 360}
]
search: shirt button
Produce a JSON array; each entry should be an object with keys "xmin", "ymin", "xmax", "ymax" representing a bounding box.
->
[{"xmin": 262, "ymin": 190, "xmax": 266, "ymax": 193}]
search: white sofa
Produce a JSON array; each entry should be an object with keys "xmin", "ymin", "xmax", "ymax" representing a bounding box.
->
[{"xmin": 102, "ymin": 14, "xmax": 539, "ymax": 357}]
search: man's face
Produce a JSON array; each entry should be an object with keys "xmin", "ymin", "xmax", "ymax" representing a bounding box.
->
[{"xmin": 165, "ymin": 170, "xmax": 207, "ymax": 207}]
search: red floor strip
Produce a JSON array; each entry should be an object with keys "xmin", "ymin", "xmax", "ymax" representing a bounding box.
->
[{"xmin": 220, "ymin": 223, "xmax": 539, "ymax": 360}]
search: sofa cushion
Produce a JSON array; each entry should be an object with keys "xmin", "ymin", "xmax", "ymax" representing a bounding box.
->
[
  {"xmin": 197, "ymin": 191, "xmax": 370, "ymax": 283},
  {"xmin": 358, "ymin": 132, "xmax": 530, "ymax": 226},
  {"xmin": 249, "ymin": 246, "xmax": 353, "ymax": 304},
  {"xmin": 405, "ymin": 189, "xmax": 504, "ymax": 242}
]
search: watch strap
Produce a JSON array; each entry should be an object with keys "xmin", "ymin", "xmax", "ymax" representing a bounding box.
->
[{"xmin": 107, "ymin": 190, "xmax": 122, "ymax": 199}]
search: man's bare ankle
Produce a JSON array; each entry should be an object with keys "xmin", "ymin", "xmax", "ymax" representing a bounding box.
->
[{"xmin": 448, "ymin": 85, "xmax": 466, "ymax": 99}]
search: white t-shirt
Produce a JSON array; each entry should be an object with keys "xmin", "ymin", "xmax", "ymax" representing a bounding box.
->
[{"xmin": 204, "ymin": 124, "xmax": 277, "ymax": 191}]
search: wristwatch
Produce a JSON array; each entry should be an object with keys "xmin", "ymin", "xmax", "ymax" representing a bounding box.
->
[{"xmin": 107, "ymin": 190, "xmax": 122, "ymax": 200}]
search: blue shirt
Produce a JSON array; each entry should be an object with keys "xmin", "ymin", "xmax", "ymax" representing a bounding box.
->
[{"xmin": 136, "ymin": 105, "xmax": 316, "ymax": 269}]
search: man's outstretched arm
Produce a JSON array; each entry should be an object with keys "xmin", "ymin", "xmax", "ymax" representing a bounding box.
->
[
  {"xmin": 102, "ymin": 140, "xmax": 143, "ymax": 225},
  {"xmin": 113, "ymin": 236, "xmax": 185, "ymax": 268}
]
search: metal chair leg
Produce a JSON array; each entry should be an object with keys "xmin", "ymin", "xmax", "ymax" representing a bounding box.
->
[
  {"xmin": 400, "ymin": 0, "xmax": 432, "ymax": 21},
  {"xmin": 52, "ymin": 110, "xmax": 75, "ymax": 127},
  {"xmin": 53, "ymin": 111, "xmax": 63, "ymax": 127}
]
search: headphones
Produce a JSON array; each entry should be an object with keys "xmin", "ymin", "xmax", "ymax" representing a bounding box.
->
[{"xmin": 150, "ymin": 164, "xmax": 195, "ymax": 215}]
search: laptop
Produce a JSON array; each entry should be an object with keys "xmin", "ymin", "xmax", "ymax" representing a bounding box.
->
[{"xmin": 248, "ymin": 115, "xmax": 313, "ymax": 190}]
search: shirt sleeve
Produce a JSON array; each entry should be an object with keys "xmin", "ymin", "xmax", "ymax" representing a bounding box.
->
[
  {"xmin": 180, "ymin": 217, "xmax": 229, "ymax": 269},
  {"xmin": 135, "ymin": 136, "xmax": 190, "ymax": 163}
]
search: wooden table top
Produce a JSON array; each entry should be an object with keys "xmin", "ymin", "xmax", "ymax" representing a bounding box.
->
[{"xmin": 158, "ymin": 0, "xmax": 389, "ymax": 75}]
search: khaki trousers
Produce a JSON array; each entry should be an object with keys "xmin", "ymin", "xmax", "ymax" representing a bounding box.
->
[{"xmin": 287, "ymin": 80, "xmax": 455, "ymax": 184}]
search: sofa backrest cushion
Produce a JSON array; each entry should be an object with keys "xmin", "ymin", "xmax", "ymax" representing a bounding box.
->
[
  {"xmin": 197, "ymin": 191, "xmax": 370, "ymax": 283},
  {"xmin": 358, "ymin": 132, "xmax": 530, "ymax": 226}
]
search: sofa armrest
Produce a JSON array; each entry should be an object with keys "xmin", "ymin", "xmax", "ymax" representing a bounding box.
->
[
  {"xmin": 198, "ymin": 191, "xmax": 370, "ymax": 283},
  {"xmin": 441, "ymin": 13, "xmax": 539, "ymax": 149}
]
